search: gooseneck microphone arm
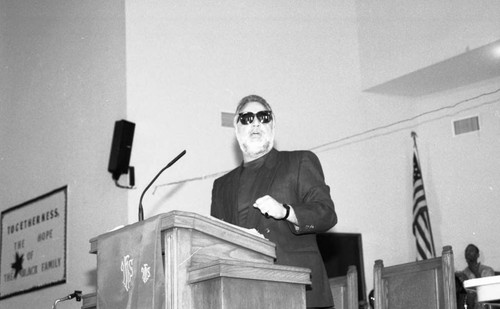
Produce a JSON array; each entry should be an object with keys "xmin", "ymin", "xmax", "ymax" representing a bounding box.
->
[
  {"xmin": 138, "ymin": 150, "xmax": 186, "ymax": 222},
  {"xmin": 52, "ymin": 290, "xmax": 82, "ymax": 309}
]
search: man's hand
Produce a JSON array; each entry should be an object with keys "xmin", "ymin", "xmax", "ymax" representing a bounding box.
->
[{"xmin": 253, "ymin": 195, "xmax": 298, "ymax": 225}]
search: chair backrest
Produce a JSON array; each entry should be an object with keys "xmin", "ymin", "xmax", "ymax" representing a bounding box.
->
[
  {"xmin": 329, "ymin": 265, "xmax": 359, "ymax": 309},
  {"xmin": 373, "ymin": 246, "xmax": 456, "ymax": 309}
]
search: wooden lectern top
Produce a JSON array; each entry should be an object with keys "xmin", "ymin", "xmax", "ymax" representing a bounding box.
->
[{"xmin": 89, "ymin": 210, "xmax": 276, "ymax": 261}]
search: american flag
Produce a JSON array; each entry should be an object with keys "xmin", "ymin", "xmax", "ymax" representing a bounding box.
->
[{"xmin": 412, "ymin": 148, "xmax": 436, "ymax": 260}]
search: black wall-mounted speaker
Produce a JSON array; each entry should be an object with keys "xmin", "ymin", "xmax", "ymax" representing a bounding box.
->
[{"xmin": 108, "ymin": 120, "xmax": 135, "ymax": 180}]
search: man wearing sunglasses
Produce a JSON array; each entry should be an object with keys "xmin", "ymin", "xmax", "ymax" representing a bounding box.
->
[{"xmin": 211, "ymin": 95, "xmax": 337, "ymax": 309}]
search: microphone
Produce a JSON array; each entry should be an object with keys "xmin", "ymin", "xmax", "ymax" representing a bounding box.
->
[
  {"xmin": 52, "ymin": 290, "xmax": 82, "ymax": 309},
  {"xmin": 138, "ymin": 150, "xmax": 186, "ymax": 221}
]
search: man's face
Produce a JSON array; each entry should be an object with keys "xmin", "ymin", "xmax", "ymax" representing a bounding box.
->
[
  {"xmin": 465, "ymin": 245, "xmax": 479, "ymax": 264},
  {"xmin": 234, "ymin": 101, "xmax": 275, "ymax": 161}
]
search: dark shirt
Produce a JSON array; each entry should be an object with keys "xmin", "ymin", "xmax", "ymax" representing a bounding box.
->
[{"xmin": 237, "ymin": 154, "xmax": 267, "ymax": 226}]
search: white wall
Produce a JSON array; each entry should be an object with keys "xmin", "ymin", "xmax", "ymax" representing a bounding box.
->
[
  {"xmin": 0, "ymin": 1, "xmax": 127, "ymax": 308},
  {"xmin": 125, "ymin": 0, "xmax": 363, "ymax": 219}
]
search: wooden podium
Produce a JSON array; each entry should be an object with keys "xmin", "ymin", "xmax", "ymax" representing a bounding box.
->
[{"xmin": 82, "ymin": 211, "xmax": 311, "ymax": 309}]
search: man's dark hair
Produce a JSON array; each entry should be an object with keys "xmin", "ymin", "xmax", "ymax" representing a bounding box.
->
[{"xmin": 466, "ymin": 244, "xmax": 479, "ymax": 254}]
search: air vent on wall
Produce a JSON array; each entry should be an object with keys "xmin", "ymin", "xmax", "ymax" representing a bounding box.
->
[
  {"xmin": 221, "ymin": 112, "xmax": 234, "ymax": 128},
  {"xmin": 453, "ymin": 116, "xmax": 480, "ymax": 136}
]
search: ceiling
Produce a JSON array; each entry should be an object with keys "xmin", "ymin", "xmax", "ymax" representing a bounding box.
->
[{"xmin": 364, "ymin": 39, "xmax": 500, "ymax": 97}]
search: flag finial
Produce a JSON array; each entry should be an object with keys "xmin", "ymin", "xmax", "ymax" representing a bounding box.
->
[{"xmin": 411, "ymin": 131, "xmax": 418, "ymax": 147}]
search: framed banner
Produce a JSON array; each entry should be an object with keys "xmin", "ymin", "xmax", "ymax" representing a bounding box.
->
[{"xmin": 0, "ymin": 186, "xmax": 67, "ymax": 299}]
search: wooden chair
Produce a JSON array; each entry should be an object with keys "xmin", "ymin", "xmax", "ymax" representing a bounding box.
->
[
  {"xmin": 373, "ymin": 245, "xmax": 456, "ymax": 309},
  {"xmin": 329, "ymin": 265, "xmax": 359, "ymax": 309}
]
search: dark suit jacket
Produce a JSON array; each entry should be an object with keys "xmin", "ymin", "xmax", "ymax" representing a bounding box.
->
[{"xmin": 211, "ymin": 148, "xmax": 337, "ymax": 307}]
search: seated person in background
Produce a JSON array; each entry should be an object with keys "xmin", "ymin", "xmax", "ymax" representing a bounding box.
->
[{"xmin": 456, "ymin": 244, "xmax": 495, "ymax": 309}]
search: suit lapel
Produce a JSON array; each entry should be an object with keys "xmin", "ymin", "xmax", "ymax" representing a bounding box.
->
[{"xmin": 223, "ymin": 166, "xmax": 243, "ymax": 225}]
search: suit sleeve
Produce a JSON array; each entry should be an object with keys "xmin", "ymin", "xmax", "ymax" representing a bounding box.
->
[{"xmin": 290, "ymin": 151, "xmax": 337, "ymax": 234}]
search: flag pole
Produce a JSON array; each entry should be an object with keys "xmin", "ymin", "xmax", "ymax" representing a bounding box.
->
[
  {"xmin": 411, "ymin": 131, "xmax": 418, "ymax": 151},
  {"xmin": 411, "ymin": 131, "xmax": 421, "ymax": 165}
]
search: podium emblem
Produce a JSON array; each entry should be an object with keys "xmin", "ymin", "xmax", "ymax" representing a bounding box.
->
[
  {"xmin": 141, "ymin": 264, "xmax": 151, "ymax": 283},
  {"xmin": 120, "ymin": 255, "xmax": 134, "ymax": 291}
]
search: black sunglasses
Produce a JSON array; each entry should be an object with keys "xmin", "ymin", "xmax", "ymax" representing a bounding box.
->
[{"xmin": 237, "ymin": 111, "xmax": 273, "ymax": 125}]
